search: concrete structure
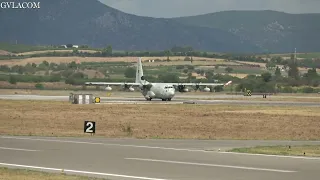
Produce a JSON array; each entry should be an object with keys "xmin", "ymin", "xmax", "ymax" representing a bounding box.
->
[{"xmin": 69, "ymin": 93, "xmax": 93, "ymax": 104}]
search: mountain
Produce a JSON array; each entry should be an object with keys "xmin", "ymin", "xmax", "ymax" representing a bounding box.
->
[
  {"xmin": 0, "ymin": 0, "xmax": 260, "ymax": 53},
  {"xmin": 174, "ymin": 10, "xmax": 320, "ymax": 53},
  {"xmin": 1, "ymin": 1, "xmax": 319, "ymax": 53}
]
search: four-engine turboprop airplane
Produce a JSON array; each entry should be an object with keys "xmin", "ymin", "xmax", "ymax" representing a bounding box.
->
[{"xmin": 85, "ymin": 57, "xmax": 232, "ymax": 101}]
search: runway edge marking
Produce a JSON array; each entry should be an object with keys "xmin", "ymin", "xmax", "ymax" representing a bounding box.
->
[
  {"xmin": 0, "ymin": 162, "xmax": 171, "ymax": 180},
  {"xmin": 125, "ymin": 158, "xmax": 297, "ymax": 173}
]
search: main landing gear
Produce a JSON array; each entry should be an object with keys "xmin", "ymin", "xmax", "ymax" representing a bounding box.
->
[{"xmin": 145, "ymin": 97, "xmax": 171, "ymax": 101}]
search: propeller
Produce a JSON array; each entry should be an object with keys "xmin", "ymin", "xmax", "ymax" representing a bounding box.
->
[
  {"xmin": 193, "ymin": 83, "xmax": 200, "ymax": 91},
  {"xmin": 142, "ymin": 84, "xmax": 152, "ymax": 91},
  {"xmin": 140, "ymin": 76, "xmax": 152, "ymax": 91}
]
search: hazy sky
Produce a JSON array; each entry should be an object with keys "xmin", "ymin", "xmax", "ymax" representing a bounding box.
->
[{"xmin": 99, "ymin": 0, "xmax": 320, "ymax": 18}]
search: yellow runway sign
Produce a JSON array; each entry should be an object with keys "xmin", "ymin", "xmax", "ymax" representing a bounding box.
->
[{"xmin": 95, "ymin": 97, "xmax": 100, "ymax": 103}]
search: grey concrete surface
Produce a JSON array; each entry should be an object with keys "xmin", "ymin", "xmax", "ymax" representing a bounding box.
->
[
  {"xmin": 0, "ymin": 94, "xmax": 319, "ymax": 107},
  {"xmin": 1, "ymin": 136, "xmax": 320, "ymax": 180}
]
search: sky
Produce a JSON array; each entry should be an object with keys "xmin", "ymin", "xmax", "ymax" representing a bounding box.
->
[{"xmin": 99, "ymin": 0, "xmax": 320, "ymax": 18}]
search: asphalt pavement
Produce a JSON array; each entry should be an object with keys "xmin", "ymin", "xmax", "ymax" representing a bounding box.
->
[
  {"xmin": 1, "ymin": 136, "xmax": 320, "ymax": 180},
  {"xmin": 0, "ymin": 94, "xmax": 319, "ymax": 107}
]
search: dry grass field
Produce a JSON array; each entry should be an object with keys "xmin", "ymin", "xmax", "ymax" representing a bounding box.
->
[
  {"xmin": 0, "ymin": 100, "xmax": 319, "ymax": 140},
  {"xmin": 0, "ymin": 50, "xmax": 11, "ymax": 55},
  {"xmin": 229, "ymin": 145, "xmax": 320, "ymax": 157},
  {"xmin": 0, "ymin": 57, "xmax": 137, "ymax": 66},
  {"xmin": 0, "ymin": 167, "xmax": 107, "ymax": 180},
  {"xmin": 16, "ymin": 49, "xmax": 98, "ymax": 56},
  {"xmin": 143, "ymin": 60, "xmax": 238, "ymax": 66},
  {"xmin": 225, "ymin": 73, "xmax": 249, "ymax": 78},
  {"xmin": 0, "ymin": 56, "xmax": 227, "ymax": 66}
]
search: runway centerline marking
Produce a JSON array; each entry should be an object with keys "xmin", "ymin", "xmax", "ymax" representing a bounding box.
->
[
  {"xmin": 0, "ymin": 146, "xmax": 40, "ymax": 152},
  {"xmin": 125, "ymin": 158, "xmax": 297, "ymax": 173},
  {"xmin": 0, "ymin": 162, "xmax": 171, "ymax": 180}
]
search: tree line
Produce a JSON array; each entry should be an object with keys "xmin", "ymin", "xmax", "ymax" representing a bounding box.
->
[
  {"xmin": 2, "ymin": 47, "xmax": 319, "ymax": 71},
  {"xmin": 1, "ymin": 54, "xmax": 319, "ymax": 93}
]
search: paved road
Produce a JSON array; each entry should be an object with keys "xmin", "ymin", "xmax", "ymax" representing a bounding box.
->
[
  {"xmin": 1, "ymin": 136, "xmax": 320, "ymax": 180},
  {"xmin": 0, "ymin": 94, "xmax": 319, "ymax": 107}
]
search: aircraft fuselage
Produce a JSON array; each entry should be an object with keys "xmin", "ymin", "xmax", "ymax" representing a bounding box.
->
[{"xmin": 141, "ymin": 83, "xmax": 175, "ymax": 101}]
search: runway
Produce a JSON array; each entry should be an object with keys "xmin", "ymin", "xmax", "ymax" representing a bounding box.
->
[
  {"xmin": 0, "ymin": 94, "xmax": 319, "ymax": 107},
  {"xmin": 1, "ymin": 136, "xmax": 320, "ymax": 180}
]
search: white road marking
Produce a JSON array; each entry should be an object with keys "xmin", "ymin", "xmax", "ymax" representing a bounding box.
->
[
  {"xmin": 0, "ymin": 162, "xmax": 171, "ymax": 180},
  {"xmin": 2, "ymin": 136, "xmax": 320, "ymax": 160},
  {"xmin": 1, "ymin": 136, "xmax": 207, "ymax": 152},
  {"xmin": 125, "ymin": 158, "xmax": 297, "ymax": 173},
  {"xmin": 99, "ymin": 101, "xmax": 182, "ymax": 105},
  {"xmin": 0, "ymin": 146, "xmax": 40, "ymax": 152},
  {"xmin": 220, "ymin": 151, "xmax": 320, "ymax": 160}
]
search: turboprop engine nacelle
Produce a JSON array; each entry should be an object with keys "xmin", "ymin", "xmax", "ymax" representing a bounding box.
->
[
  {"xmin": 177, "ymin": 85, "xmax": 188, "ymax": 92},
  {"xmin": 129, "ymin": 87, "xmax": 134, "ymax": 92},
  {"xmin": 203, "ymin": 87, "xmax": 210, "ymax": 92},
  {"xmin": 147, "ymin": 91, "xmax": 155, "ymax": 98},
  {"xmin": 105, "ymin": 86, "xmax": 112, "ymax": 91}
]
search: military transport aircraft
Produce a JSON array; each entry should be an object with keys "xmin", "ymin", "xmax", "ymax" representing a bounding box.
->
[{"xmin": 85, "ymin": 57, "xmax": 232, "ymax": 101}]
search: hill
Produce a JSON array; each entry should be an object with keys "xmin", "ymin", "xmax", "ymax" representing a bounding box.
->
[
  {"xmin": 0, "ymin": 0, "xmax": 259, "ymax": 53},
  {"xmin": 174, "ymin": 10, "xmax": 320, "ymax": 53}
]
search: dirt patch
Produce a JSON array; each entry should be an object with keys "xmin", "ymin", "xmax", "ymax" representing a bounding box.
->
[
  {"xmin": 81, "ymin": 69, "xmax": 105, "ymax": 78},
  {"xmin": 224, "ymin": 73, "xmax": 249, "ymax": 78},
  {"xmin": 0, "ymin": 100, "xmax": 319, "ymax": 140},
  {"xmin": 0, "ymin": 50, "xmax": 11, "ymax": 55},
  {"xmin": 0, "ymin": 167, "xmax": 107, "ymax": 180}
]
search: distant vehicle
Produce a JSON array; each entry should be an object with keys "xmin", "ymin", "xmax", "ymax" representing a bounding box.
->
[{"xmin": 85, "ymin": 57, "xmax": 232, "ymax": 101}]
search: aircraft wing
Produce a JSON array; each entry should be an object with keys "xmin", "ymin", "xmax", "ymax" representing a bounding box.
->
[
  {"xmin": 84, "ymin": 82, "xmax": 141, "ymax": 86},
  {"xmin": 166, "ymin": 81, "xmax": 232, "ymax": 87}
]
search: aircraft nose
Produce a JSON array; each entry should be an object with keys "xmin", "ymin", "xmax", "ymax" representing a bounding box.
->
[{"xmin": 168, "ymin": 90, "xmax": 175, "ymax": 96}]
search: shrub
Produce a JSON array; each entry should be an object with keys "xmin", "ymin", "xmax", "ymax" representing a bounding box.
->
[{"xmin": 35, "ymin": 83, "xmax": 44, "ymax": 89}]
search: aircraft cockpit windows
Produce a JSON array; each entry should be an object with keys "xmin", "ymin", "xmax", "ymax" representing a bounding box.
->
[{"xmin": 165, "ymin": 86, "xmax": 174, "ymax": 89}]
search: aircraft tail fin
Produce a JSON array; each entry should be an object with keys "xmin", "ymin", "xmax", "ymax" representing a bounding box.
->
[{"xmin": 135, "ymin": 57, "xmax": 148, "ymax": 84}]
